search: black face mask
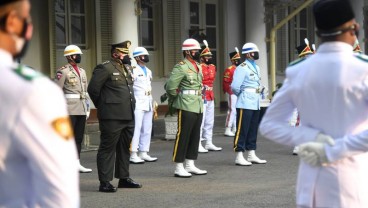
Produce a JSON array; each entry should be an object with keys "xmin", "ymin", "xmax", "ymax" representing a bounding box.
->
[
  {"xmin": 73, "ymin": 54, "xmax": 81, "ymax": 63},
  {"xmin": 191, "ymin": 51, "xmax": 200, "ymax": 62},
  {"xmin": 251, "ymin": 52, "xmax": 259, "ymax": 60},
  {"xmin": 122, "ymin": 55, "xmax": 131, "ymax": 65},
  {"xmin": 204, "ymin": 58, "xmax": 213, "ymax": 65},
  {"xmin": 234, "ymin": 60, "xmax": 241, "ymax": 66},
  {"xmin": 142, "ymin": 55, "xmax": 149, "ymax": 63}
]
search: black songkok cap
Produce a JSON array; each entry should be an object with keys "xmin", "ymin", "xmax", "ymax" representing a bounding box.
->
[
  {"xmin": 229, "ymin": 51, "xmax": 240, "ymax": 60},
  {"xmin": 0, "ymin": 0, "xmax": 22, "ymax": 7},
  {"xmin": 313, "ymin": 0, "xmax": 355, "ymax": 31}
]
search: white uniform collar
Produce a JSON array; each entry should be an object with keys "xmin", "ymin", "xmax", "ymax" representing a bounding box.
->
[
  {"xmin": 0, "ymin": 48, "xmax": 14, "ymax": 68},
  {"xmin": 317, "ymin": 41, "xmax": 354, "ymax": 54}
]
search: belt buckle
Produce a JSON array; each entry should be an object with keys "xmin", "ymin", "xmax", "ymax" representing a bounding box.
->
[
  {"xmin": 80, "ymin": 94, "xmax": 86, "ymax": 99},
  {"xmin": 146, "ymin": 91, "xmax": 151, "ymax": 96},
  {"xmin": 256, "ymin": 88, "xmax": 260, "ymax": 93}
]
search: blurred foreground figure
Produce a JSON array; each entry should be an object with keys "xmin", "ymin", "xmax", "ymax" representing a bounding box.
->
[
  {"xmin": 0, "ymin": 0, "xmax": 79, "ymax": 207},
  {"xmin": 260, "ymin": 0, "xmax": 368, "ymax": 207}
]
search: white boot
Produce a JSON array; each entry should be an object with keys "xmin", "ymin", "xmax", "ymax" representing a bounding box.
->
[
  {"xmin": 139, "ymin": 151, "xmax": 158, "ymax": 162},
  {"xmin": 292, "ymin": 146, "xmax": 299, "ymax": 155},
  {"xmin": 78, "ymin": 160, "xmax": 92, "ymax": 173},
  {"xmin": 247, "ymin": 150, "xmax": 267, "ymax": 164},
  {"xmin": 224, "ymin": 127, "xmax": 235, "ymax": 136},
  {"xmin": 231, "ymin": 127, "xmax": 237, "ymax": 134},
  {"xmin": 130, "ymin": 152, "xmax": 145, "ymax": 164},
  {"xmin": 205, "ymin": 141, "xmax": 222, "ymax": 151},
  {"xmin": 174, "ymin": 163, "xmax": 192, "ymax": 178},
  {"xmin": 185, "ymin": 159, "xmax": 207, "ymax": 175},
  {"xmin": 235, "ymin": 152, "xmax": 252, "ymax": 166},
  {"xmin": 198, "ymin": 141, "xmax": 208, "ymax": 153}
]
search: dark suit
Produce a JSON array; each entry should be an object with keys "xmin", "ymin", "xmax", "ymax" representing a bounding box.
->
[{"xmin": 88, "ymin": 59, "xmax": 135, "ymax": 182}]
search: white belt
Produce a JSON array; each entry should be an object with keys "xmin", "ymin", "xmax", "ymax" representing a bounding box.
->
[
  {"xmin": 204, "ymin": 86, "xmax": 213, "ymax": 91},
  {"xmin": 243, "ymin": 88, "xmax": 259, "ymax": 93},
  {"xmin": 181, "ymin": 90, "xmax": 201, "ymax": 95},
  {"xmin": 65, "ymin": 94, "xmax": 86, "ymax": 99}
]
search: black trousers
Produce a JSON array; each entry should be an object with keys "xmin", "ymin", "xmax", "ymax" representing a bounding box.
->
[
  {"xmin": 70, "ymin": 115, "xmax": 87, "ymax": 157},
  {"xmin": 97, "ymin": 119, "xmax": 134, "ymax": 182},
  {"xmin": 172, "ymin": 110, "xmax": 203, "ymax": 163},
  {"xmin": 233, "ymin": 109, "xmax": 260, "ymax": 152}
]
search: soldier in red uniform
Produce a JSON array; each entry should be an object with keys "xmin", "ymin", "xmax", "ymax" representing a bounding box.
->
[
  {"xmin": 223, "ymin": 48, "xmax": 241, "ymax": 137},
  {"xmin": 198, "ymin": 40, "xmax": 222, "ymax": 152}
]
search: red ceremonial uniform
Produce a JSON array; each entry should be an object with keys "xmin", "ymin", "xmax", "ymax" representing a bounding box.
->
[
  {"xmin": 222, "ymin": 65, "xmax": 236, "ymax": 94},
  {"xmin": 201, "ymin": 63, "xmax": 216, "ymax": 101}
]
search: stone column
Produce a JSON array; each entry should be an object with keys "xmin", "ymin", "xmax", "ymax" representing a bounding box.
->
[
  {"xmin": 245, "ymin": 0, "xmax": 269, "ymax": 90},
  {"xmin": 111, "ymin": 0, "xmax": 139, "ymax": 50}
]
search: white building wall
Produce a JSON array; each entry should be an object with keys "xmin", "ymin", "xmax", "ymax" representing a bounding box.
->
[
  {"xmin": 245, "ymin": 0, "xmax": 269, "ymax": 91},
  {"xmin": 111, "ymin": 0, "xmax": 139, "ymax": 50},
  {"xmin": 353, "ymin": 0, "xmax": 364, "ymax": 53}
]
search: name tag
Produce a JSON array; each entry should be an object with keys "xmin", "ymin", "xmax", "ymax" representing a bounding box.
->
[
  {"xmin": 113, "ymin": 72, "xmax": 120, "ymax": 75},
  {"xmin": 250, "ymin": 73, "xmax": 254, "ymax": 76}
]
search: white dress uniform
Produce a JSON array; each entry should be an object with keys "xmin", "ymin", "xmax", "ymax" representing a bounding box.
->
[
  {"xmin": 0, "ymin": 49, "xmax": 79, "ymax": 207},
  {"xmin": 131, "ymin": 64, "xmax": 154, "ymax": 153},
  {"xmin": 260, "ymin": 42, "xmax": 368, "ymax": 207}
]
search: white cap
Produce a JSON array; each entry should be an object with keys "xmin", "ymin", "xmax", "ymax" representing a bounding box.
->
[
  {"xmin": 64, "ymin": 45, "xmax": 83, "ymax": 56},
  {"xmin": 242, "ymin": 42, "xmax": 259, "ymax": 54},
  {"xmin": 182, "ymin": 38, "xmax": 201, "ymax": 51},
  {"xmin": 133, "ymin": 47, "xmax": 149, "ymax": 57}
]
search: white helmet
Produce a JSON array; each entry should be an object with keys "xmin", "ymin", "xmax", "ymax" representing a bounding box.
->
[
  {"xmin": 242, "ymin": 42, "xmax": 259, "ymax": 54},
  {"xmin": 182, "ymin": 38, "xmax": 201, "ymax": 51},
  {"xmin": 133, "ymin": 47, "xmax": 149, "ymax": 57},
  {"xmin": 64, "ymin": 45, "xmax": 83, "ymax": 56}
]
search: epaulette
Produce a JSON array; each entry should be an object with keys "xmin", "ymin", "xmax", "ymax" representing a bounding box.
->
[
  {"xmin": 102, "ymin": 60, "xmax": 110, "ymax": 65},
  {"xmin": 227, "ymin": 66, "xmax": 233, "ymax": 69},
  {"xmin": 209, "ymin": 64, "xmax": 215, "ymax": 66},
  {"xmin": 178, "ymin": 61, "xmax": 185, "ymax": 65},
  {"xmin": 354, "ymin": 53, "xmax": 368, "ymax": 63},
  {"xmin": 288, "ymin": 57, "xmax": 306, "ymax": 66},
  {"xmin": 13, "ymin": 65, "xmax": 42, "ymax": 81},
  {"xmin": 57, "ymin": 65, "xmax": 67, "ymax": 71}
]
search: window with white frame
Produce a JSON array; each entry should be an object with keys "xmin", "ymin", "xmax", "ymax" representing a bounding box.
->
[{"xmin": 55, "ymin": 0, "xmax": 86, "ymax": 49}]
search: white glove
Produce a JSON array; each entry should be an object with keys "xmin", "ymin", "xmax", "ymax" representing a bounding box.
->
[
  {"xmin": 298, "ymin": 142, "xmax": 329, "ymax": 166},
  {"xmin": 315, "ymin": 133, "xmax": 335, "ymax": 146}
]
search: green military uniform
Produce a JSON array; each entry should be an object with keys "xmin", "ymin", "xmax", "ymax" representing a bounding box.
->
[
  {"xmin": 165, "ymin": 58, "xmax": 204, "ymax": 162},
  {"xmin": 88, "ymin": 58, "xmax": 135, "ymax": 182}
]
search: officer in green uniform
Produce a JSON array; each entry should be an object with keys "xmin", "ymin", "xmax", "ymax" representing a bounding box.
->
[
  {"xmin": 88, "ymin": 41, "xmax": 142, "ymax": 192},
  {"xmin": 165, "ymin": 38, "xmax": 207, "ymax": 178}
]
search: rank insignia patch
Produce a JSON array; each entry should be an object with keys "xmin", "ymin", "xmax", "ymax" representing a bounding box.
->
[{"xmin": 52, "ymin": 117, "xmax": 74, "ymax": 140}]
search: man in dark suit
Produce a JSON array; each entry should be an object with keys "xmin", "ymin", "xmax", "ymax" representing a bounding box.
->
[{"xmin": 88, "ymin": 40, "xmax": 142, "ymax": 193}]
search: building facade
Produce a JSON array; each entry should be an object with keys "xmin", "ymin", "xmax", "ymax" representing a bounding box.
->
[{"xmin": 25, "ymin": 0, "xmax": 365, "ymax": 109}]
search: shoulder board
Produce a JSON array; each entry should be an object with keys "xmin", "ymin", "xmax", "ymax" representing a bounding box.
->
[
  {"xmin": 227, "ymin": 66, "xmax": 233, "ymax": 69},
  {"xmin": 57, "ymin": 65, "xmax": 67, "ymax": 71},
  {"xmin": 354, "ymin": 53, "xmax": 368, "ymax": 62},
  {"xmin": 102, "ymin": 60, "xmax": 110, "ymax": 65},
  {"xmin": 14, "ymin": 65, "xmax": 42, "ymax": 81},
  {"xmin": 288, "ymin": 58, "xmax": 306, "ymax": 66},
  {"xmin": 209, "ymin": 64, "xmax": 215, "ymax": 66},
  {"xmin": 178, "ymin": 61, "xmax": 185, "ymax": 65},
  {"xmin": 132, "ymin": 66, "xmax": 136, "ymax": 69},
  {"xmin": 240, "ymin": 62, "xmax": 246, "ymax": 67}
]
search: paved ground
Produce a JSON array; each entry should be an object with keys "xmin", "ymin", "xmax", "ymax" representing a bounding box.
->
[{"xmin": 79, "ymin": 132, "xmax": 300, "ymax": 208}]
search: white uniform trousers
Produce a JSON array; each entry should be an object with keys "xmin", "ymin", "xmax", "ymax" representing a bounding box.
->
[
  {"xmin": 131, "ymin": 109, "xmax": 153, "ymax": 152},
  {"xmin": 225, "ymin": 93, "xmax": 237, "ymax": 128},
  {"xmin": 200, "ymin": 100, "xmax": 215, "ymax": 142}
]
